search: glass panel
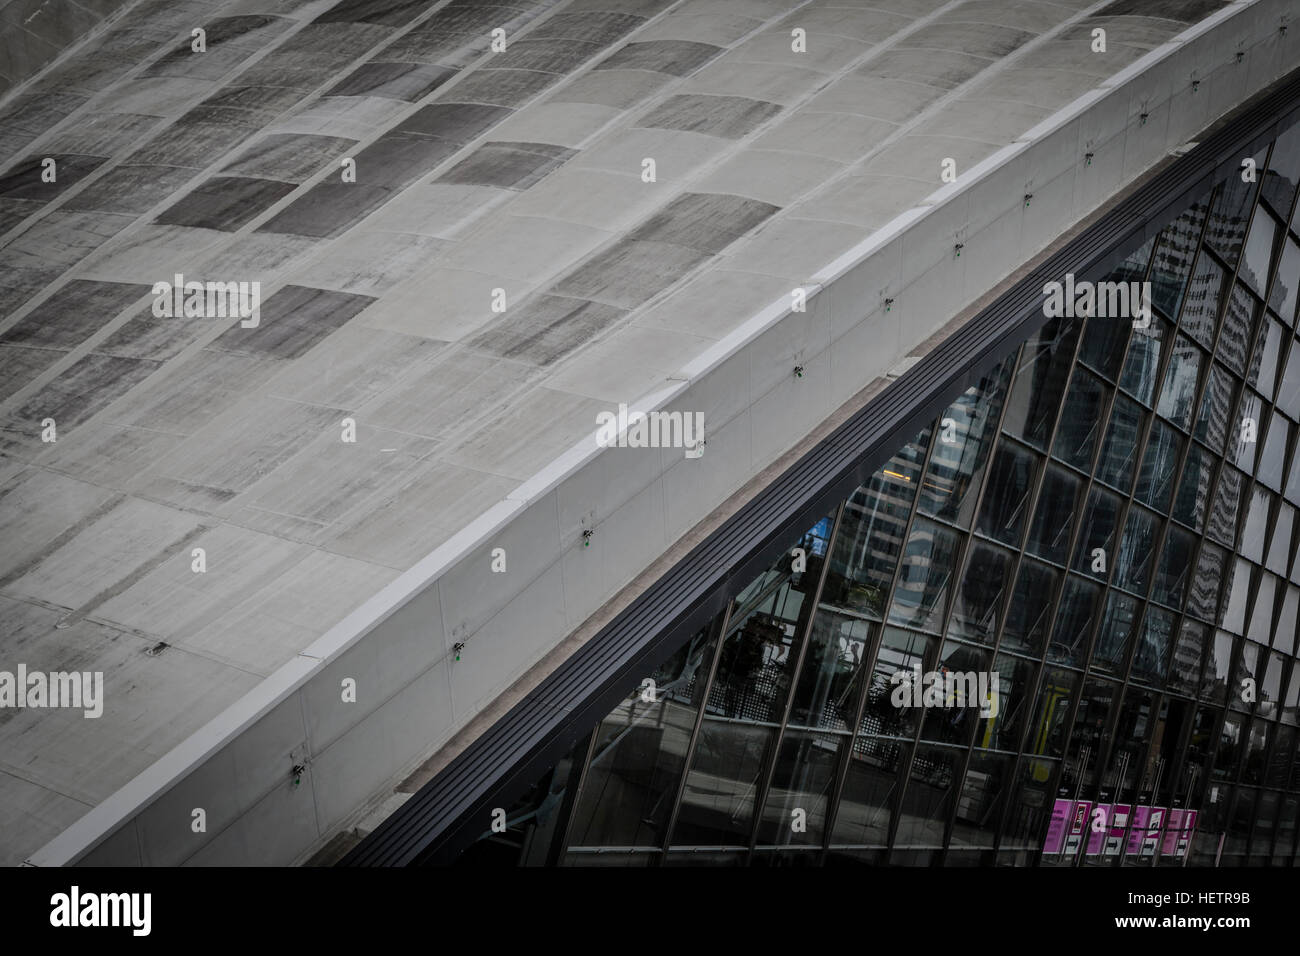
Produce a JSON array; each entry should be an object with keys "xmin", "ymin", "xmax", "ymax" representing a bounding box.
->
[
  {"xmin": 1132, "ymin": 606, "xmax": 1175, "ymax": 686},
  {"xmin": 1072, "ymin": 486, "xmax": 1122, "ymax": 580},
  {"xmin": 1001, "ymin": 316, "xmax": 1081, "ymax": 450},
  {"xmin": 895, "ymin": 745, "xmax": 961, "ymax": 847},
  {"xmin": 1156, "ymin": 334, "xmax": 1202, "ymax": 430},
  {"xmin": 1193, "ymin": 364, "xmax": 1237, "ymax": 454},
  {"xmin": 1268, "ymin": 236, "xmax": 1299, "ymax": 322},
  {"xmin": 1220, "ymin": 558, "xmax": 1252, "ymax": 635},
  {"xmin": 756, "ymin": 729, "xmax": 843, "ymax": 846},
  {"xmin": 1261, "ymin": 124, "xmax": 1300, "ymax": 217},
  {"xmin": 1213, "ymin": 712, "xmax": 1245, "ymax": 781},
  {"xmin": 1265, "ymin": 725, "xmax": 1295, "ymax": 788},
  {"xmin": 1079, "ymin": 311, "xmax": 1131, "ymax": 380},
  {"xmin": 1205, "ymin": 166, "xmax": 1258, "ymax": 268},
  {"xmin": 1217, "ymin": 282, "xmax": 1258, "ymax": 377},
  {"xmin": 950, "ymin": 751, "xmax": 1011, "ymax": 848},
  {"xmin": 1105, "ymin": 688, "xmax": 1155, "ymax": 793},
  {"xmin": 1096, "ymin": 393, "xmax": 1145, "ymax": 491},
  {"xmin": 922, "ymin": 641, "xmax": 992, "ymax": 745},
  {"xmin": 1051, "ymin": 367, "xmax": 1106, "ymax": 468},
  {"xmin": 672, "ymin": 721, "xmax": 775, "ymax": 846},
  {"xmin": 1274, "ymin": 587, "xmax": 1298, "ymax": 656},
  {"xmin": 1239, "ymin": 486, "xmax": 1271, "ymax": 564},
  {"xmin": 1049, "ymin": 575, "xmax": 1102, "ymax": 667},
  {"xmin": 1172, "ymin": 442, "xmax": 1214, "ymax": 531},
  {"xmin": 887, "ymin": 519, "xmax": 961, "ymax": 634},
  {"xmin": 822, "ymin": 433, "xmax": 929, "ymax": 619},
  {"xmin": 1186, "ymin": 540, "xmax": 1227, "ymax": 623},
  {"xmin": 1259, "ymin": 650, "xmax": 1286, "ymax": 720},
  {"xmin": 1230, "ymin": 391, "xmax": 1264, "ymax": 473},
  {"xmin": 977, "ymin": 653, "xmax": 1038, "ymax": 752},
  {"xmin": 1114, "ymin": 505, "xmax": 1159, "ymax": 597},
  {"xmin": 974, "ymin": 440, "xmax": 1037, "ymax": 547},
  {"xmin": 917, "ymin": 363, "xmax": 1010, "ymax": 527},
  {"xmin": 832, "ymin": 737, "xmax": 907, "ymax": 846},
  {"xmin": 861, "ymin": 627, "xmax": 936, "ymax": 741},
  {"xmin": 1001, "ymin": 755, "xmax": 1057, "ymax": 849},
  {"xmin": 1151, "ymin": 195, "xmax": 1211, "ymax": 315},
  {"xmin": 1206, "ymin": 464, "xmax": 1245, "ymax": 549},
  {"xmin": 1000, "ymin": 558, "xmax": 1058, "ymax": 658},
  {"xmin": 789, "ymin": 612, "xmax": 875, "ymax": 731},
  {"xmin": 946, "ymin": 540, "xmax": 1014, "ymax": 646},
  {"xmin": 1247, "ymin": 313, "xmax": 1286, "ymax": 397},
  {"xmin": 1064, "ymin": 678, "xmax": 1119, "ymax": 791},
  {"xmin": 1202, "ymin": 630, "xmax": 1235, "ymax": 702},
  {"xmin": 1168, "ymin": 620, "xmax": 1207, "ymax": 696},
  {"xmin": 567, "ymin": 628, "xmax": 717, "ymax": 848},
  {"xmin": 1152, "ymin": 525, "xmax": 1194, "ymax": 608},
  {"xmin": 1266, "ymin": 504, "xmax": 1295, "ymax": 576},
  {"xmin": 1246, "ymin": 574, "xmax": 1276, "ymax": 646},
  {"xmin": 1027, "ymin": 667, "xmax": 1078, "ymax": 759},
  {"xmin": 1277, "ymin": 343, "xmax": 1300, "ymax": 421},
  {"xmin": 1257, "ymin": 411, "xmax": 1290, "ymax": 492},
  {"xmin": 1093, "ymin": 591, "xmax": 1138, "ymax": 675},
  {"xmin": 1239, "ymin": 207, "xmax": 1278, "ymax": 297},
  {"xmin": 1136, "ymin": 418, "xmax": 1181, "ymax": 512},
  {"xmin": 1119, "ymin": 316, "xmax": 1167, "ymax": 406},
  {"xmin": 1178, "ymin": 252, "xmax": 1227, "ymax": 348},
  {"xmin": 1026, "ymin": 464, "xmax": 1082, "ymax": 565}
]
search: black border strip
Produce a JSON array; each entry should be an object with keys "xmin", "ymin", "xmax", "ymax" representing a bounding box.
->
[{"xmin": 343, "ymin": 69, "xmax": 1300, "ymax": 866}]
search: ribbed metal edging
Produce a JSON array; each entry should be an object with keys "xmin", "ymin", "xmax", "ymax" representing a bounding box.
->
[{"xmin": 342, "ymin": 69, "xmax": 1300, "ymax": 867}]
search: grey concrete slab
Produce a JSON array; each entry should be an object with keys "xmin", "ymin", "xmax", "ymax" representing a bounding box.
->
[
  {"xmin": 530, "ymin": 10, "xmax": 647, "ymax": 42},
  {"xmin": 291, "ymin": 231, "xmax": 450, "ymax": 295},
  {"xmin": 394, "ymin": 102, "xmax": 513, "ymax": 143},
  {"xmin": 437, "ymin": 140, "xmax": 576, "ymax": 189},
  {"xmin": 546, "ymin": 323, "xmax": 711, "ymax": 400},
  {"xmin": 353, "ymin": 264, "xmax": 529, "ymax": 341},
  {"xmin": 552, "ymin": 237, "xmax": 706, "ymax": 309},
  {"xmin": 0, "ymin": 154, "xmax": 107, "ymax": 202},
  {"xmin": 0, "ymin": 280, "xmax": 150, "ymax": 350},
  {"xmin": 383, "ymin": 30, "xmax": 489, "ymax": 67},
  {"xmin": 127, "ymin": 118, "xmax": 262, "ymax": 170},
  {"xmin": 75, "ymin": 225, "xmax": 228, "ymax": 285},
  {"xmin": 13, "ymin": 353, "xmax": 163, "ymax": 429},
  {"xmin": 105, "ymin": 350, "xmax": 282, "ymax": 436},
  {"xmin": 0, "ymin": 771, "xmax": 90, "ymax": 868},
  {"xmin": 594, "ymin": 38, "xmax": 725, "ymax": 76},
  {"xmin": 195, "ymin": 232, "xmax": 323, "ymax": 280},
  {"xmin": 143, "ymin": 396, "xmax": 349, "ymax": 504},
  {"xmin": 794, "ymin": 172, "xmax": 937, "ymax": 227},
  {"xmin": 257, "ymin": 182, "xmax": 394, "ymax": 238},
  {"xmin": 197, "ymin": 85, "xmax": 309, "ymax": 125},
  {"xmin": 362, "ymin": 348, "xmax": 535, "ymax": 438},
  {"xmin": 360, "ymin": 182, "xmax": 508, "ymax": 237},
  {"xmin": 0, "ymin": 211, "xmax": 135, "ymax": 314},
  {"xmin": 554, "ymin": 69, "xmax": 668, "ymax": 109},
  {"xmin": 466, "ymin": 294, "xmax": 627, "ymax": 366},
  {"xmin": 1093, "ymin": 0, "xmax": 1227, "ymax": 21},
  {"xmin": 438, "ymin": 69, "xmax": 556, "ymax": 108},
  {"xmin": 325, "ymin": 461, "xmax": 517, "ymax": 569},
  {"xmin": 0, "ymin": 348, "xmax": 60, "ymax": 402},
  {"xmin": 64, "ymin": 165, "xmax": 202, "ymax": 215},
  {"xmin": 97, "ymin": 308, "xmax": 212, "ymax": 363},
  {"xmin": 143, "ymin": 15, "xmax": 295, "ymax": 80},
  {"xmin": 486, "ymin": 101, "xmax": 621, "ymax": 148},
  {"xmin": 41, "ymin": 114, "xmax": 161, "ymax": 156},
  {"xmin": 859, "ymin": 48, "xmax": 996, "ymax": 89},
  {"xmin": 633, "ymin": 266, "xmax": 792, "ymax": 338},
  {"xmin": 270, "ymin": 20, "xmax": 392, "ymax": 57},
  {"xmin": 633, "ymin": 9, "xmax": 763, "ymax": 46},
  {"xmin": 627, "ymin": 192, "xmax": 780, "ymax": 253},
  {"xmin": 0, "ymin": 198, "xmax": 42, "ymax": 234},
  {"xmin": 263, "ymin": 324, "xmax": 447, "ymax": 408},
  {"xmin": 272, "ymin": 95, "xmax": 411, "ymax": 140},
  {"xmin": 209, "ymin": 284, "xmax": 375, "ymax": 360},
  {"xmin": 0, "ymin": 92, "xmax": 88, "ymax": 153},
  {"xmin": 325, "ymin": 62, "xmax": 457, "ymax": 101},
  {"xmin": 352, "ymin": 131, "xmax": 463, "ymax": 187},
  {"xmin": 488, "ymin": 38, "xmax": 607, "ymax": 74},
  {"xmin": 155, "ymin": 176, "xmax": 297, "ymax": 231},
  {"xmin": 442, "ymin": 385, "xmax": 607, "ymax": 480},
  {"xmin": 314, "ymin": 0, "xmax": 431, "ymax": 27},
  {"xmin": 902, "ymin": 21, "xmax": 1035, "ymax": 58},
  {"xmin": 694, "ymin": 148, "xmax": 844, "ymax": 206},
  {"xmin": 635, "ymin": 93, "xmax": 782, "ymax": 139},
  {"xmin": 221, "ymin": 133, "xmax": 359, "ymax": 183},
  {"xmin": 684, "ymin": 59, "xmax": 825, "ymax": 106}
]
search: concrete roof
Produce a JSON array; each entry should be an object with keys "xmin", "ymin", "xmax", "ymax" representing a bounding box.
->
[{"xmin": 0, "ymin": 0, "xmax": 1262, "ymax": 864}]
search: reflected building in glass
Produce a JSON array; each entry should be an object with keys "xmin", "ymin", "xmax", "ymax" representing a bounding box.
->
[{"xmin": 449, "ymin": 119, "xmax": 1300, "ymax": 869}]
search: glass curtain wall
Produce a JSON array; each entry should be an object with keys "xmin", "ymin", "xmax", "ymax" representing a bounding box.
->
[{"xmin": 455, "ymin": 120, "xmax": 1300, "ymax": 868}]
